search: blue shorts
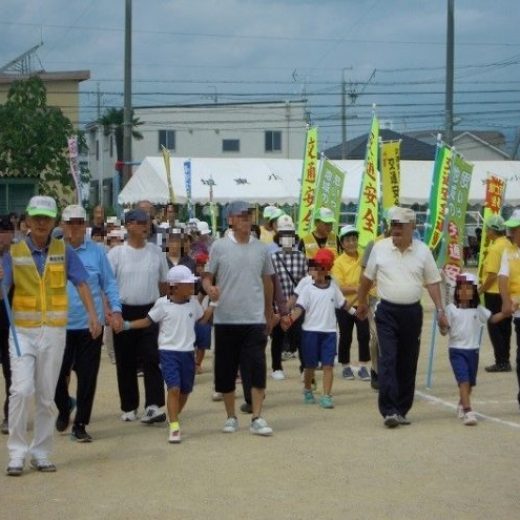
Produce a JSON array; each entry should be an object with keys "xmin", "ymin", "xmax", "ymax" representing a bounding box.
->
[
  {"xmin": 195, "ymin": 322, "xmax": 212, "ymax": 350},
  {"xmin": 159, "ymin": 350, "xmax": 195, "ymax": 393},
  {"xmin": 301, "ymin": 331, "xmax": 336, "ymax": 368},
  {"xmin": 449, "ymin": 348, "xmax": 479, "ymax": 386}
]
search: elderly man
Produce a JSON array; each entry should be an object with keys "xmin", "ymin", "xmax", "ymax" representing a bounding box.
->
[
  {"xmin": 203, "ymin": 200, "xmax": 275, "ymax": 436},
  {"xmin": 0, "ymin": 196, "xmax": 100, "ymax": 476},
  {"xmin": 54, "ymin": 205, "xmax": 122, "ymax": 442},
  {"xmin": 108, "ymin": 208, "xmax": 169, "ymax": 424},
  {"xmin": 498, "ymin": 209, "xmax": 520, "ymax": 411},
  {"xmin": 479, "ymin": 215, "xmax": 513, "ymax": 372},
  {"xmin": 357, "ymin": 207, "xmax": 448, "ymax": 428},
  {"xmin": 298, "ymin": 207, "xmax": 339, "ymax": 260}
]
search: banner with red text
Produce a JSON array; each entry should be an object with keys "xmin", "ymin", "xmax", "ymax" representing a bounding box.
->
[
  {"xmin": 355, "ymin": 114, "xmax": 379, "ymax": 248},
  {"xmin": 477, "ymin": 175, "xmax": 507, "ymax": 284},
  {"xmin": 297, "ymin": 127, "xmax": 319, "ymax": 236}
]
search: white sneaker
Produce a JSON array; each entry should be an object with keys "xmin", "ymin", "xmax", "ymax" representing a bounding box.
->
[
  {"xmin": 168, "ymin": 428, "xmax": 181, "ymax": 444},
  {"xmin": 463, "ymin": 411, "xmax": 478, "ymax": 426},
  {"xmin": 212, "ymin": 392, "xmax": 223, "ymax": 402},
  {"xmin": 250, "ymin": 417, "xmax": 273, "ymax": 436},
  {"xmin": 271, "ymin": 370, "xmax": 286, "ymax": 381},
  {"xmin": 121, "ymin": 410, "xmax": 138, "ymax": 422},
  {"xmin": 222, "ymin": 416, "xmax": 239, "ymax": 433},
  {"xmin": 141, "ymin": 405, "xmax": 167, "ymax": 424},
  {"xmin": 457, "ymin": 404, "xmax": 464, "ymax": 419}
]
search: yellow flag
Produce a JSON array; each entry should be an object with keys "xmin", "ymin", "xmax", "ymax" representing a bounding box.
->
[
  {"xmin": 297, "ymin": 127, "xmax": 319, "ymax": 237},
  {"xmin": 161, "ymin": 145, "xmax": 175, "ymax": 204},
  {"xmin": 380, "ymin": 140, "xmax": 400, "ymax": 211},
  {"xmin": 356, "ymin": 115, "xmax": 379, "ymax": 248}
]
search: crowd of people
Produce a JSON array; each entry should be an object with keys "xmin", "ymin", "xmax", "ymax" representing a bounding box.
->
[{"xmin": 1, "ymin": 196, "xmax": 520, "ymax": 477}]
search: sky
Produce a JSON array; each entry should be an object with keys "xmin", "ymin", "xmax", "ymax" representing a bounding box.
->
[{"xmin": 1, "ymin": 0, "xmax": 519, "ymax": 152}]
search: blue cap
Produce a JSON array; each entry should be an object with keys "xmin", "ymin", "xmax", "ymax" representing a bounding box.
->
[
  {"xmin": 125, "ymin": 209, "xmax": 150, "ymax": 223},
  {"xmin": 227, "ymin": 201, "xmax": 252, "ymax": 217}
]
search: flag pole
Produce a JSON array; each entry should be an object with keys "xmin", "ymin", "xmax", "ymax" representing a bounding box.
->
[{"xmin": 1, "ymin": 276, "xmax": 21, "ymax": 357}]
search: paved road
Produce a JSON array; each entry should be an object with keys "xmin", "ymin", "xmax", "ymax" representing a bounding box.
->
[{"xmin": 1, "ymin": 301, "xmax": 518, "ymax": 520}]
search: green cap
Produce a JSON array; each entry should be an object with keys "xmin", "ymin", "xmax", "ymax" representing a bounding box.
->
[{"xmin": 26, "ymin": 196, "xmax": 57, "ymax": 218}]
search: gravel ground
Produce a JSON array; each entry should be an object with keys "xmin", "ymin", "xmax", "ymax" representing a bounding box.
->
[{"xmin": 0, "ymin": 298, "xmax": 519, "ymax": 520}]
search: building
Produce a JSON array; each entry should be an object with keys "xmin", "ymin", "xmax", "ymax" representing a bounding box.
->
[{"xmin": 86, "ymin": 100, "xmax": 309, "ymax": 208}]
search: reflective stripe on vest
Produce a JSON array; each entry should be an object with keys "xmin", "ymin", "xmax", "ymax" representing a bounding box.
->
[
  {"xmin": 11, "ymin": 238, "xmax": 68, "ymax": 328},
  {"xmin": 302, "ymin": 232, "xmax": 338, "ymax": 260}
]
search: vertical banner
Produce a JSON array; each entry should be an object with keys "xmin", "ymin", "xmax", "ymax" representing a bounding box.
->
[
  {"xmin": 355, "ymin": 113, "xmax": 379, "ymax": 249},
  {"xmin": 439, "ymin": 153, "xmax": 474, "ymax": 285},
  {"xmin": 297, "ymin": 127, "xmax": 319, "ymax": 237},
  {"xmin": 67, "ymin": 136, "xmax": 81, "ymax": 204},
  {"xmin": 423, "ymin": 142, "xmax": 452, "ymax": 253},
  {"xmin": 161, "ymin": 145, "xmax": 175, "ymax": 205},
  {"xmin": 380, "ymin": 140, "xmax": 401, "ymax": 211},
  {"xmin": 477, "ymin": 175, "xmax": 506, "ymax": 283},
  {"xmin": 314, "ymin": 159, "xmax": 345, "ymax": 234},
  {"xmin": 183, "ymin": 159, "xmax": 193, "ymax": 219}
]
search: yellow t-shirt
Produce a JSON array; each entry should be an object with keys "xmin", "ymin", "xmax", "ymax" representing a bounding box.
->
[
  {"xmin": 331, "ymin": 252, "xmax": 363, "ymax": 305},
  {"xmin": 259, "ymin": 226, "xmax": 274, "ymax": 244},
  {"xmin": 483, "ymin": 236, "xmax": 511, "ymax": 294}
]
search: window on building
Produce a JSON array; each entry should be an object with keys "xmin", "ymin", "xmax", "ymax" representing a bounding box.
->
[
  {"xmin": 265, "ymin": 131, "xmax": 282, "ymax": 152},
  {"xmin": 222, "ymin": 139, "xmax": 240, "ymax": 152},
  {"xmin": 159, "ymin": 130, "xmax": 176, "ymax": 151}
]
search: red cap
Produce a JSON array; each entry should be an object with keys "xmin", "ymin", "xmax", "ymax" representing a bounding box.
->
[
  {"xmin": 314, "ymin": 248, "xmax": 335, "ymax": 270},
  {"xmin": 195, "ymin": 253, "xmax": 209, "ymax": 265}
]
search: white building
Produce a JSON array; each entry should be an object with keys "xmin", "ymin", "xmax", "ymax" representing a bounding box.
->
[{"xmin": 86, "ymin": 100, "xmax": 309, "ymax": 208}]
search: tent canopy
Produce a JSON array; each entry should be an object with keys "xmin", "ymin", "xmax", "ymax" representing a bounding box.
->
[{"xmin": 118, "ymin": 157, "xmax": 520, "ymax": 206}]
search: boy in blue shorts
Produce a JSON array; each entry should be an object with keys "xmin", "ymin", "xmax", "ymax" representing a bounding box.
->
[
  {"xmin": 282, "ymin": 248, "xmax": 352, "ymax": 408},
  {"xmin": 121, "ymin": 265, "xmax": 213, "ymax": 443}
]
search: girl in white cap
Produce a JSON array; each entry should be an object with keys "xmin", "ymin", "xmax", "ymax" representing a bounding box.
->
[{"xmin": 440, "ymin": 273, "xmax": 510, "ymax": 425}]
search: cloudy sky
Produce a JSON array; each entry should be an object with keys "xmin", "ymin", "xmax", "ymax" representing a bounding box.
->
[{"xmin": 1, "ymin": 0, "xmax": 519, "ymax": 151}]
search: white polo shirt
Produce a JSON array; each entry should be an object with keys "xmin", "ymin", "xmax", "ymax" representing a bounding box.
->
[{"xmin": 363, "ymin": 238, "xmax": 441, "ymax": 304}]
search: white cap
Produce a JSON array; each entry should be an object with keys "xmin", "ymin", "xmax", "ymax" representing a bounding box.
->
[
  {"xmin": 108, "ymin": 229, "xmax": 125, "ymax": 240},
  {"xmin": 339, "ymin": 224, "xmax": 359, "ymax": 238},
  {"xmin": 389, "ymin": 207, "xmax": 416, "ymax": 224},
  {"xmin": 276, "ymin": 214, "xmax": 295, "ymax": 232},
  {"xmin": 106, "ymin": 216, "xmax": 121, "ymax": 226},
  {"xmin": 262, "ymin": 206, "xmax": 278, "ymax": 219},
  {"xmin": 62, "ymin": 205, "xmax": 87, "ymax": 222},
  {"xmin": 158, "ymin": 222, "xmax": 170, "ymax": 229},
  {"xmin": 27, "ymin": 196, "xmax": 57, "ymax": 218},
  {"xmin": 197, "ymin": 221, "xmax": 211, "ymax": 235},
  {"xmin": 457, "ymin": 272, "xmax": 477, "ymax": 284},
  {"xmin": 314, "ymin": 207, "xmax": 335, "ymax": 224},
  {"xmin": 167, "ymin": 265, "xmax": 199, "ymax": 285}
]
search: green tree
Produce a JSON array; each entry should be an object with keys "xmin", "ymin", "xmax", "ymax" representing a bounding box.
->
[
  {"xmin": 0, "ymin": 76, "xmax": 86, "ymax": 204},
  {"xmin": 97, "ymin": 107, "xmax": 143, "ymax": 163}
]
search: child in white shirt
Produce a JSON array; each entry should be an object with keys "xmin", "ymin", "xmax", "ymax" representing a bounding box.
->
[
  {"xmin": 441, "ymin": 273, "xmax": 508, "ymax": 425},
  {"xmin": 123, "ymin": 265, "xmax": 212, "ymax": 443}
]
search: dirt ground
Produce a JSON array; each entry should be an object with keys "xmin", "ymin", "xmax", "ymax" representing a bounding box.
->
[{"xmin": 0, "ymin": 297, "xmax": 519, "ymax": 520}]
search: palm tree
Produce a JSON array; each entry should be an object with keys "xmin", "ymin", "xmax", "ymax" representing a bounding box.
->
[{"xmin": 97, "ymin": 107, "xmax": 143, "ymax": 164}]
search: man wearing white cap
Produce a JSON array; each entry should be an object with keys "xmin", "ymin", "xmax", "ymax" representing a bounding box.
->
[
  {"xmin": 357, "ymin": 206, "xmax": 448, "ymax": 428},
  {"xmin": 0, "ymin": 196, "xmax": 101, "ymax": 475},
  {"xmin": 479, "ymin": 214, "xmax": 513, "ymax": 373},
  {"xmin": 298, "ymin": 207, "xmax": 339, "ymax": 260},
  {"xmin": 54, "ymin": 205, "xmax": 123, "ymax": 442},
  {"xmin": 498, "ymin": 208, "xmax": 520, "ymax": 410}
]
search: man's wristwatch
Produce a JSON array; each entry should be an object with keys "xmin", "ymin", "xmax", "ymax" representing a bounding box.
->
[{"xmin": 436, "ymin": 308, "xmax": 446, "ymax": 317}]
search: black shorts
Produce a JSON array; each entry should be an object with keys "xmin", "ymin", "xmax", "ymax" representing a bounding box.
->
[{"xmin": 214, "ymin": 324, "xmax": 268, "ymax": 393}]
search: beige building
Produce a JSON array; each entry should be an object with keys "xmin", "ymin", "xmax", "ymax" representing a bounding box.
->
[{"xmin": 0, "ymin": 70, "xmax": 90, "ymax": 127}]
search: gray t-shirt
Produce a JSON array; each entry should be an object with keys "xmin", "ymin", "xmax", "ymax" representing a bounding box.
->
[{"xmin": 208, "ymin": 235, "xmax": 275, "ymax": 324}]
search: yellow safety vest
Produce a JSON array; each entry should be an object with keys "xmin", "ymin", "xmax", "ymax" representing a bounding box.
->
[
  {"xmin": 302, "ymin": 232, "xmax": 338, "ymax": 260},
  {"xmin": 11, "ymin": 238, "xmax": 68, "ymax": 328},
  {"xmin": 259, "ymin": 225, "xmax": 274, "ymax": 244},
  {"xmin": 506, "ymin": 246, "xmax": 520, "ymax": 299}
]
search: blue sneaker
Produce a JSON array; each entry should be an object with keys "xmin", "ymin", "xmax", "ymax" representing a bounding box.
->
[
  {"xmin": 319, "ymin": 395, "xmax": 334, "ymax": 409},
  {"xmin": 303, "ymin": 390, "xmax": 316, "ymax": 404},
  {"xmin": 357, "ymin": 366, "xmax": 371, "ymax": 381},
  {"xmin": 342, "ymin": 366, "xmax": 355, "ymax": 380}
]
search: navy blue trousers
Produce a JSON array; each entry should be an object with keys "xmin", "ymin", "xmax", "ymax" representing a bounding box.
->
[{"xmin": 375, "ymin": 300, "xmax": 422, "ymax": 418}]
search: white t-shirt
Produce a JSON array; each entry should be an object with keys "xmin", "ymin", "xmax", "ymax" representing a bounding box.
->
[
  {"xmin": 296, "ymin": 282, "xmax": 345, "ymax": 333},
  {"xmin": 108, "ymin": 243, "xmax": 169, "ymax": 305},
  {"xmin": 147, "ymin": 296, "xmax": 204, "ymax": 351},
  {"xmin": 445, "ymin": 303, "xmax": 491, "ymax": 350}
]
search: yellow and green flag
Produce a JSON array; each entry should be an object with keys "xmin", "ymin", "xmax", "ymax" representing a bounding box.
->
[
  {"xmin": 355, "ymin": 114, "xmax": 379, "ymax": 248},
  {"xmin": 297, "ymin": 127, "xmax": 319, "ymax": 237},
  {"xmin": 314, "ymin": 159, "xmax": 345, "ymax": 234}
]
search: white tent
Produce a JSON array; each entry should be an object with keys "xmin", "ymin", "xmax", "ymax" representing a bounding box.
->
[{"xmin": 118, "ymin": 157, "xmax": 520, "ymax": 206}]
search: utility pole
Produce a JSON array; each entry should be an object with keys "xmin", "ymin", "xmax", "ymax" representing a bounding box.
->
[
  {"xmin": 341, "ymin": 74, "xmax": 347, "ymax": 159},
  {"xmin": 122, "ymin": 0, "xmax": 132, "ymax": 186},
  {"xmin": 445, "ymin": 0, "xmax": 455, "ymax": 146}
]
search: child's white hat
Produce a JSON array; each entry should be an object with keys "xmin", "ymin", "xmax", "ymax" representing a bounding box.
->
[{"xmin": 167, "ymin": 265, "xmax": 199, "ymax": 285}]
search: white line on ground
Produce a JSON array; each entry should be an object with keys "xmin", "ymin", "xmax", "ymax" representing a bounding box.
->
[{"xmin": 415, "ymin": 390, "xmax": 520, "ymax": 430}]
